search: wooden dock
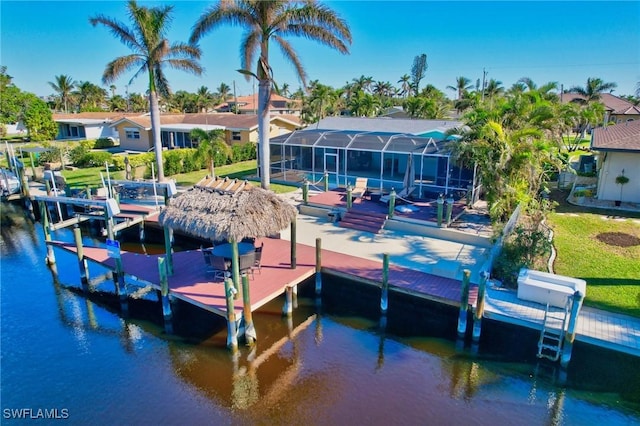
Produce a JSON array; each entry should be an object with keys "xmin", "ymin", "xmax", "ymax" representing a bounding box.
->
[{"xmin": 49, "ymin": 236, "xmax": 475, "ymax": 318}]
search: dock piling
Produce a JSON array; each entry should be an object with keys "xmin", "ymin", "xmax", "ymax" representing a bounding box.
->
[
  {"xmin": 457, "ymin": 269, "xmax": 471, "ymax": 339},
  {"xmin": 323, "ymin": 171, "xmax": 329, "ymax": 192},
  {"xmin": 561, "ymin": 291, "xmax": 584, "ymax": 369},
  {"xmin": 302, "ymin": 179, "xmax": 309, "ymax": 205},
  {"xmin": 224, "ymin": 277, "xmax": 239, "ymax": 352},
  {"xmin": 163, "ymin": 226, "xmax": 174, "ymax": 276},
  {"xmin": 380, "ymin": 253, "xmax": 390, "ymax": 314},
  {"xmin": 446, "ymin": 194, "xmax": 454, "ymax": 226},
  {"xmin": 437, "ymin": 194, "xmax": 444, "ymax": 227},
  {"xmin": 73, "ymin": 226, "xmax": 90, "ymax": 291},
  {"xmin": 347, "ymin": 184, "xmax": 353, "ymax": 209},
  {"xmin": 241, "ymin": 273, "xmax": 256, "ymax": 345},
  {"xmin": 388, "ymin": 189, "xmax": 396, "ymax": 218},
  {"xmin": 158, "ymin": 257, "xmax": 173, "ymax": 334},
  {"xmin": 315, "ymin": 238, "xmax": 322, "ymax": 295},
  {"xmin": 39, "ymin": 201, "xmax": 56, "ymax": 265},
  {"xmin": 283, "ymin": 286, "xmax": 293, "ymax": 317},
  {"xmin": 472, "ymin": 272, "xmax": 489, "ymax": 343}
]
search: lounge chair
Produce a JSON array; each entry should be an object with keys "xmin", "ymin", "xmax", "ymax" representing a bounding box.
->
[
  {"xmin": 379, "ymin": 186, "xmax": 415, "ymax": 205},
  {"xmin": 351, "ymin": 177, "xmax": 368, "ymax": 199}
]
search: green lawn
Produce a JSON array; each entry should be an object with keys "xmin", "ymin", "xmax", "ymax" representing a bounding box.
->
[
  {"xmin": 547, "ymin": 191, "xmax": 640, "ymax": 317},
  {"xmin": 62, "ymin": 160, "xmax": 298, "ymax": 194}
]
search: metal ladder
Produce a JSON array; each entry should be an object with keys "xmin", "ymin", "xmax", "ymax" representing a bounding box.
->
[{"xmin": 537, "ymin": 298, "xmax": 571, "ymax": 361}]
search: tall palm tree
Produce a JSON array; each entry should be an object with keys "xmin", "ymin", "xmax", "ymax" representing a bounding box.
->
[
  {"xmin": 191, "ymin": 1, "xmax": 351, "ymax": 190},
  {"xmin": 397, "ymin": 74, "xmax": 412, "ymax": 98},
  {"xmin": 195, "ymin": 85, "xmax": 213, "ymax": 113},
  {"xmin": 569, "ymin": 77, "xmax": 617, "ymax": 103},
  {"xmin": 90, "ymin": 0, "xmax": 202, "ymax": 181},
  {"xmin": 446, "ymin": 76, "xmax": 473, "ymax": 100},
  {"xmin": 48, "ymin": 74, "xmax": 75, "ymax": 113}
]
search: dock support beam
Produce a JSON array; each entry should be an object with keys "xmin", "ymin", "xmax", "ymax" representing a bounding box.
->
[
  {"xmin": 388, "ymin": 189, "xmax": 396, "ymax": 218},
  {"xmin": 290, "ymin": 220, "xmax": 297, "ymax": 269},
  {"xmin": 457, "ymin": 269, "xmax": 471, "ymax": 339},
  {"xmin": 302, "ymin": 179, "xmax": 309, "ymax": 205},
  {"xmin": 446, "ymin": 194, "xmax": 454, "ymax": 226},
  {"xmin": 437, "ymin": 194, "xmax": 444, "ymax": 227},
  {"xmin": 241, "ymin": 273, "xmax": 256, "ymax": 345},
  {"xmin": 283, "ymin": 286, "xmax": 293, "ymax": 317},
  {"xmin": 163, "ymin": 226, "xmax": 173, "ymax": 276},
  {"xmin": 73, "ymin": 226, "xmax": 90, "ymax": 291},
  {"xmin": 315, "ymin": 238, "xmax": 322, "ymax": 295},
  {"xmin": 39, "ymin": 201, "xmax": 56, "ymax": 265},
  {"xmin": 380, "ymin": 253, "xmax": 390, "ymax": 314},
  {"xmin": 561, "ymin": 291, "xmax": 584, "ymax": 369},
  {"xmin": 224, "ymin": 277, "xmax": 239, "ymax": 352},
  {"xmin": 472, "ymin": 272, "xmax": 489, "ymax": 343},
  {"xmin": 106, "ymin": 210, "xmax": 128, "ymax": 316},
  {"xmin": 230, "ymin": 239, "xmax": 240, "ymax": 298},
  {"xmin": 158, "ymin": 257, "xmax": 173, "ymax": 334}
]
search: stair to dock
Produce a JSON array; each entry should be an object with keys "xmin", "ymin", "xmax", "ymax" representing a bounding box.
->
[{"xmin": 339, "ymin": 210, "xmax": 388, "ymax": 234}]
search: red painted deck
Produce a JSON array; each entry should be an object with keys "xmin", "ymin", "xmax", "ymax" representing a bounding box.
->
[
  {"xmin": 308, "ymin": 188, "xmax": 466, "ymax": 223},
  {"xmin": 50, "ymin": 237, "xmax": 476, "ymax": 318}
]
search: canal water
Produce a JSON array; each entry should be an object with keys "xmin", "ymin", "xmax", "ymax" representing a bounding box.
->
[{"xmin": 1, "ymin": 203, "xmax": 639, "ymax": 425}]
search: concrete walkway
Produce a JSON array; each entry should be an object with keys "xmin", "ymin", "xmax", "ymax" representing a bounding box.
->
[{"xmin": 281, "ymin": 188, "xmax": 640, "ymax": 358}]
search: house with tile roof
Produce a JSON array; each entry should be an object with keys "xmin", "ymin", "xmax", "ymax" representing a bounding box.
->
[
  {"xmin": 110, "ymin": 113, "xmax": 301, "ymax": 152},
  {"xmin": 561, "ymin": 93, "xmax": 640, "ymax": 124},
  {"xmin": 52, "ymin": 112, "xmax": 139, "ymax": 141},
  {"xmin": 214, "ymin": 94, "xmax": 301, "ymax": 116},
  {"xmin": 591, "ymin": 120, "xmax": 640, "ymax": 203}
]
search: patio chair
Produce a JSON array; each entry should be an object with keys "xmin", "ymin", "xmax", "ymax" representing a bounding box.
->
[
  {"xmin": 253, "ymin": 243, "xmax": 264, "ymax": 274},
  {"xmin": 204, "ymin": 251, "xmax": 231, "ymax": 280},
  {"xmin": 239, "ymin": 251, "xmax": 256, "ymax": 279},
  {"xmin": 351, "ymin": 177, "xmax": 368, "ymax": 199}
]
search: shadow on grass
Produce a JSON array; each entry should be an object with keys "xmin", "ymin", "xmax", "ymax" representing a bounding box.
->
[{"xmin": 580, "ymin": 277, "xmax": 640, "ymax": 319}]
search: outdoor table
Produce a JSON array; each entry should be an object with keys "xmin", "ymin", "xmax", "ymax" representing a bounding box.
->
[{"xmin": 211, "ymin": 242, "xmax": 255, "ymax": 260}]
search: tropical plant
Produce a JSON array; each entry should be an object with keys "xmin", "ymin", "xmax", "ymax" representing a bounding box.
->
[
  {"xmin": 447, "ymin": 76, "xmax": 473, "ymax": 100},
  {"xmin": 397, "ymin": 74, "xmax": 412, "ymax": 98},
  {"xmin": 195, "ymin": 85, "xmax": 214, "ymax": 113},
  {"xmin": 191, "ymin": 0, "xmax": 351, "ymax": 190},
  {"xmin": 74, "ymin": 81, "xmax": 108, "ymax": 111},
  {"xmin": 189, "ymin": 128, "xmax": 230, "ymax": 177},
  {"xmin": 569, "ymin": 77, "xmax": 617, "ymax": 103},
  {"xmin": 48, "ymin": 74, "xmax": 76, "ymax": 113},
  {"xmin": 616, "ymin": 173, "xmax": 629, "ymax": 204},
  {"xmin": 90, "ymin": 0, "xmax": 203, "ymax": 182}
]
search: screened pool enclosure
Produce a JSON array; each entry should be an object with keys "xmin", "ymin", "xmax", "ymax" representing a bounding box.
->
[{"xmin": 269, "ymin": 129, "xmax": 479, "ymax": 200}]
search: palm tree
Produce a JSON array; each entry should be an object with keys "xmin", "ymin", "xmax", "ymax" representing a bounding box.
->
[
  {"xmin": 48, "ymin": 74, "xmax": 75, "ymax": 113},
  {"xmin": 195, "ymin": 85, "xmax": 213, "ymax": 113},
  {"xmin": 569, "ymin": 77, "xmax": 617, "ymax": 103},
  {"xmin": 74, "ymin": 81, "xmax": 108, "ymax": 111},
  {"xmin": 446, "ymin": 76, "xmax": 473, "ymax": 100},
  {"xmin": 90, "ymin": 0, "xmax": 202, "ymax": 182},
  {"xmin": 190, "ymin": 128, "xmax": 230, "ymax": 177},
  {"xmin": 191, "ymin": 0, "xmax": 351, "ymax": 190},
  {"xmin": 398, "ymin": 74, "xmax": 412, "ymax": 98}
]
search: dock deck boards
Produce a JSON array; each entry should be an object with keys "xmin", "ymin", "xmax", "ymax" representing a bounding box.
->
[{"xmin": 50, "ymin": 237, "xmax": 475, "ymax": 318}]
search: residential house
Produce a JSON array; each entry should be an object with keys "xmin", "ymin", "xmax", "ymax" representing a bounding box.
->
[
  {"xmin": 52, "ymin": 112, "xmax": 134, "ymax": 141},
  {"xmin": 561, "ymin": 93, "xmax": 640, "ymax": 124},
  {"xmin": 214, "ymin": 94, "xmax": 301, "ymax": 116},
  {"xmin": 110, "ymin": 113, "xmax": 301, "ymax": 152},
  {"xmin": 268, "ymin": 116, "xmax": 477, "ymax": 200},
  {"xmin": 591, "ymin": 120, "xmax": 640, "ymax": 203}
]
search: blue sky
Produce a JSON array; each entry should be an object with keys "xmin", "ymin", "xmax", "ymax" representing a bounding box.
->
[{"xmin": 2, "ymin": 1, "xmax": 639, "ymax": 99}]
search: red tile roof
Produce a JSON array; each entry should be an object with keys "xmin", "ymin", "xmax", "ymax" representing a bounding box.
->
[
  {"xmin": 111, "ymin": 113, "xmax": 300, "ymax": 130},
  {"xmin": 561, "ymin": 92, "xmax": 640, "ymax": 115},
  {"xmin": 591, "ymin": 120, "xmax": 640, "ymax": 152}
]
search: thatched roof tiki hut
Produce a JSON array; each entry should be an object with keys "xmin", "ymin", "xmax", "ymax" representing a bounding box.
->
[{"xmin": 159, "ymin": 178, "xmax": 298, "ymax": 281}]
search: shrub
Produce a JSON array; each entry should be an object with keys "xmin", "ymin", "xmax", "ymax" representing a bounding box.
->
[
  {"xmin": 163, "ymin": 150, "xmax": 183, "ymax": 176},
  {"xmin": 492, "ymin": 225, "xmax": 552, "ymax": 288},
  {"xmin": 76, "ymin": 151, "xmax": 113, "ymax": 168},
  {"xmin": 38, "ymin": 144, "xmax": 61, "ymax": 165},
  {"xmin": 68, "ymin": 141, "xmax": 95, "ymax": 165},
  {"xmin": 94, "ymin": 137, "xmax": 117, "ymax": 148},
  {"xmin": 231, "ymin": 142, "xmax": 256, "ymax": 163}
]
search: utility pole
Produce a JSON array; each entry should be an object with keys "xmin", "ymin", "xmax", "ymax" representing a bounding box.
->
[
  {"xmin": 233, "ymin": 81, "xmax": 238, "ymax": 114},
  {"xmin": 481, "ymin": 68, "xmax": 487, "ymax": 102}
]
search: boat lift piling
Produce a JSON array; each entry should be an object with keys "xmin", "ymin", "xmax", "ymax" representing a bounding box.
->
[{"xmin": 457, "ymin": 269, "xmax": 471, "ymax": 339}]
